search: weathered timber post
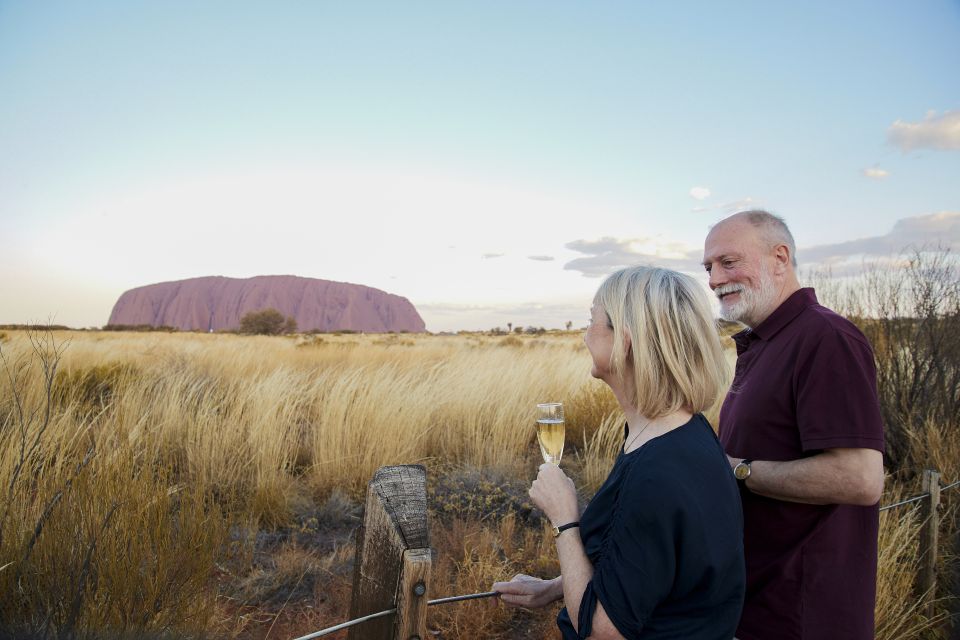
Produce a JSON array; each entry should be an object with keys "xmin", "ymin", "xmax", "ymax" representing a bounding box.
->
[
  {"xmin": 395, "ymin": 548, "xmax": 431, "ymax": 639},
  {"xmin": 915, "ymin": 469, "xmax": 940, "ymax": 619},
  {"xmin": 348, "ymin": 465, "xmax": 431, "ymax": 640}
]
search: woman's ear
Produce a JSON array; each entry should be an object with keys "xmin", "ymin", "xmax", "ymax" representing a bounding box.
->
[{"xmin": 622, "ymin": 326, "xmax": 632, "ymax": 355}]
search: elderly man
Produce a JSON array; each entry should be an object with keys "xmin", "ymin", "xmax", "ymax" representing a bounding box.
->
[{"xmin": 702, "ymin": 210, "xmax": 885, "ymax": 640}]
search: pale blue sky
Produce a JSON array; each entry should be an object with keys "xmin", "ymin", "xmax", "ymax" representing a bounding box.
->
[{"xmin": 2, "ymin": 2, "xmax": 958, "ymax": 331}]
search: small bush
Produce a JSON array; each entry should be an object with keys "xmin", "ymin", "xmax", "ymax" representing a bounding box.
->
[{"xmin": 239, "ymin": 309, "xmax": 297, "ymax": 336}]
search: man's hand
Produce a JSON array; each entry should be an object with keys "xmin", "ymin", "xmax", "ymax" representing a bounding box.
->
[{"xmin": 492, "ymin": 574, "xmax": 562, "ymax": 609}]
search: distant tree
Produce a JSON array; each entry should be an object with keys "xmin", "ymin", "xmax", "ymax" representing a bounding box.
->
[
  {"xmin": 565, "ymin": 321, "xmax": 573, "ymax": 331},
  {"xmin": 513, "ymin": 326, "xmax": 524, "ymax": 334},
  {"xmin": 507, "ymin": 322, "xmax": 513, "ymax": 332},
  {"xmin": 239, "ymin": 308, "xmax": 297, "ymax": 335}
]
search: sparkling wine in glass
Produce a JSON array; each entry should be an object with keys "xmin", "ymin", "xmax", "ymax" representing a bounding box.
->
[{"xmin": 536, "ymin": 402, "xmax": 565, "ymax": 464}]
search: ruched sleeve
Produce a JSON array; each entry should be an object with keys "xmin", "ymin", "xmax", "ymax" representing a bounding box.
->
[{"xmin": 575, "ymin": 467, "xmax": 677, "ymax": 638}]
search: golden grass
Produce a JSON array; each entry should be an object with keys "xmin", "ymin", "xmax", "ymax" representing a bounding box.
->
[
  {"xmin": 0, "ymin": 328, "xmax": 956, "ymax": 638},
  {"xmin": 875, "ymin": 486, "xmax": 952, "ymax": 640}
]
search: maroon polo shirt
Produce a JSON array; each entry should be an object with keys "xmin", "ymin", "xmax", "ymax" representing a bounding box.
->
[{"xmin": 719, "ymin": 288, "xmax": 884, "ymax": 640}]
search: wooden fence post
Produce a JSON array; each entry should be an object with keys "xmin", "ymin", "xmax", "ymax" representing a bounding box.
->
[
  {"xmin": 915, "ymin": 469, "xmax": 940, "ymax": 619},
  {"xmin": 395, "ymin": 548, "xmax": 432, "ymax": 640},
  {"xmin": 348, "ymin": 465, "xmax": 431, "ymax": 640}
]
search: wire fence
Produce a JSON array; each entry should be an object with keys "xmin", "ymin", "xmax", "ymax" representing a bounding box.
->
[
  {"xmin": 880, "ymin": 476, "xmax": 958, "ymax": 512},
  {"xmin": 294, "ymin": 474, "xmax": 957, "ymax": 640}
]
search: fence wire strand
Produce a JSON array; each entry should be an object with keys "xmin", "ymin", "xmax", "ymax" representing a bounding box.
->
[
  {"xmin": 291, "ymin": 591, "xmax": 500, "ymax": 639},
  {"xmin": 880, "ymin": 493, "xmax": 929, "ymax": 512},
  {"xmin": 878, "ymin": 476, "xmax": 957, "ymax": 512}
]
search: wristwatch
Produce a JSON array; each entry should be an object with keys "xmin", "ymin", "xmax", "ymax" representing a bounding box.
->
[
  {"xmin": 552, "ymin": 521, "xmax": 580, "ymax": 538},
  {"xmin": 733, "ymin": 459, "xmax": 753, "ymax": 482}
]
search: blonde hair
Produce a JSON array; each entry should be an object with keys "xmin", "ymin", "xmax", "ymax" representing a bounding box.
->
[{"xmin": 594, "ymin": 266, "xmax": 729, "ymax": 417}]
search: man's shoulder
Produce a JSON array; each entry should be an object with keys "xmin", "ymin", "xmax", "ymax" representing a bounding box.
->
[{"xmin": 794, "ymin": 303, "xmax": 872, "ymax": 350}]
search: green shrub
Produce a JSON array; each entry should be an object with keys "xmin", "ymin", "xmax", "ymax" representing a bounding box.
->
[{"xmin": 238, "ymin": 309, "xmax": 297, "ymax": 335}]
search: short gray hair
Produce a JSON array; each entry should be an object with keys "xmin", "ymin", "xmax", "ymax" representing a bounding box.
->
[{"xmin": 738, "ymin": 209, "xmax": 797, "ymax": 267}]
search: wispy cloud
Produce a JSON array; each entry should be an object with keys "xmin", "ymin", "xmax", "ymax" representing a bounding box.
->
[
  {"xmin": 720, "ymin": 197, "xmax": 757, "ymax": 211},
  {"xmin": 481, "ymin": 252, "xmax": 505, "ymax": 259},
  {"xmin": 691, "ymin": 196, "xmax": 757, "ymax": 214},
  {"xmin": 800, "ymin": 212, "xmax": 960, "ymax": 264},
  {"xmin": 528, "ymin": 255, "xmax": 555, "ymax": 262},
  {"xmin": 690, "ymin": 186, "xmax": 711, "ymax": 200},
  {"xmin": 560, "ymin": 213, "xmax": 959, "ymax": 281},
  {"xmin": 888, "ymin": 110, "xmax": 960, "ymax": 152},
  {"xmin": 861, "ymin": 166, "xmax": 890, "ymax": 179},
  {"xmin": 563, "ymin": 237, "xmax": 699, "ymax": 278}
]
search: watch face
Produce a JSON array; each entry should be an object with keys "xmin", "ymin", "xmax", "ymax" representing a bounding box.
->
[{"xmin": 734, "ymin": 463, "xmax": 750, "ymax": 480}]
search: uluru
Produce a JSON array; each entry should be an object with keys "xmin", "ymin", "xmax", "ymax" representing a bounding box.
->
[{"xmin": 108, "ymin": 275, "xmax": 426, "ymax": 333}]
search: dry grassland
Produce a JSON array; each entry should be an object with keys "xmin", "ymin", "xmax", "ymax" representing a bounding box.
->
[{"xmin": 0, "ymin": 329, "xmax": 955, "ymax": 639}]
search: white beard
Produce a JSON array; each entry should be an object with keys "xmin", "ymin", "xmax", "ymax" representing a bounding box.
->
[{"xmin": 715, "ymin": 266, "xmax": 777, "ymax": 328}]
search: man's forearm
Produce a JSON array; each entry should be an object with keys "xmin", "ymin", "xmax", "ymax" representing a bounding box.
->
[{"xmin": 736, "ymin": 448, "xmax": 884, "ymax": 506}]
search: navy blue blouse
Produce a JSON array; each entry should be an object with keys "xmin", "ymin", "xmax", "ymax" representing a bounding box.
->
[{"xmin": 557, "ymin": 414, "xmax": 744, "ymax": 639}]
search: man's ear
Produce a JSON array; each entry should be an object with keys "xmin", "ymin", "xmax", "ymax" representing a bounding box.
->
[{"xmin": 772, "ymin": 243, "xmax": 792, "ymax": 275}]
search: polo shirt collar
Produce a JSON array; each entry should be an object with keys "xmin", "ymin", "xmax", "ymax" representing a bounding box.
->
[{"xmin": 732, "ymin": 288, "xmax": 818, "ymax": 351}]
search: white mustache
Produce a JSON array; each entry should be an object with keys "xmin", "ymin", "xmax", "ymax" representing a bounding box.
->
[{"xmin": 714, "ymin": 284, "xmax": 744, "ymax": 299}]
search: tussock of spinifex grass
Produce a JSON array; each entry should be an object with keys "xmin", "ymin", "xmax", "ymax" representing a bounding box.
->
[
  {"xmin": 0, "ymin": 340, "xmax": 227, "ymax": 637},
  {"xmin": 0, "ymin": 328, "xmax": 957, "ymax": 639}
]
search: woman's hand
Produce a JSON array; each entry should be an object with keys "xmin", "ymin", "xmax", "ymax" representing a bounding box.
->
[
  {"xmin": 492, "ymin": 574, "xmax": 562, "ymax": 609},
  {"xmin": 529, "ymin": 463, "xmax": 579, "ymax": 527}
]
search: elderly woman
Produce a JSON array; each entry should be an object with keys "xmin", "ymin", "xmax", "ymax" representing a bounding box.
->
[{"xmin": 494, "ymin": 266, "xmax": 745, "ymax": 639}]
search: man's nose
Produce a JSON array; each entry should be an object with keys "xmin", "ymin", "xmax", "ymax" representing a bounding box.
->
[{"xmin": 707, "ymin": 266, "xmax": 723, "ymax": 290}]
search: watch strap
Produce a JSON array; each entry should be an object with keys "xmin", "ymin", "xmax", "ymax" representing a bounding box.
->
[{"xmin": 552, "ymin": 521, "xmax": 580, "ymax": 538}]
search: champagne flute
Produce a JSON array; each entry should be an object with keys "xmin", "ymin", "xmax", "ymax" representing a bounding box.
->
[{"xmin": 536, "ymin": 402, "xmax": 565, "ymax": 464}]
